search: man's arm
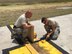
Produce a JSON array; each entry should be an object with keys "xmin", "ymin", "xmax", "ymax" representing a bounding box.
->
[
  {"xmin": 21, "ymin": 18, "xmax": 32, "ymax": 28},
  {"xmin": 46, "ymin": 21, "xmax": 56, "ymax": 40},
  {"xmin": 26, "ymin": 20, "xmax": 31, "ymax": 25},
  {"xmin": 22, "ymin": 23, "xmax": 32, "ymax": 29}
]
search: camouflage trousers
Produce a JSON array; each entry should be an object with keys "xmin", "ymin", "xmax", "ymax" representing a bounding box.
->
[{"xmin": 13, "ymin": 26, "xmax": 34, "ymax": 43}]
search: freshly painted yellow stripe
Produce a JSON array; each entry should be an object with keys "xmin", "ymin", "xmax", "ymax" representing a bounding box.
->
[
  {"xmin": 9, "ymin": 44, "xmax": 39, "ymax": 54},
  {"xmin": 38, "ymin": 40, "xmax": 62, "ymax": 54},
  {"xmin": 26, "ymin": 44, "xmax": 39, "ymax": 54},
  {"xmin": 9, "ymin": 46, "xmax": 31, "ymax": 54}
]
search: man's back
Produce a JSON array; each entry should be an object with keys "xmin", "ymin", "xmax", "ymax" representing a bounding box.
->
[{"xmin": 14, "ymin": 14, "xmax": 26, "ymax": 27}]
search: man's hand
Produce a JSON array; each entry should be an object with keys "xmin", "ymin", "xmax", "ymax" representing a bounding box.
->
[
  {"xmin": 22, "ymin": 22, "xmax": 34, "ymax": 29},
  {"xmin": 46, "ymin": 35, "xmax": 50, "ymax": 40}
]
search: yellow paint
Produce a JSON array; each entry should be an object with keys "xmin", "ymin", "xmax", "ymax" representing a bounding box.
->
[
  {"xmin": 10, "ymin": 25, "xmax": 14, "ymax": 29},
  {"xmin": 9, "ymin": 46, "xmax": 31, "ymax": 54},
  {"xmin": 9, "ymin": 40, "xmax": 62, "ymax": 54},
  {"xmin": 26, "ymin": 44, "xmax": 39, "ymax": 54},
  {"xmin": 38, "ymin": 40, "xmax": 62, "ymax": 54},
  {"xmin": 9, "ymin": 44, "xmax": 39, "ymax": 54}
]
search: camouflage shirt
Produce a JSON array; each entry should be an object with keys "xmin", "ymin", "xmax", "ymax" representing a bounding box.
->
[{"xmin": 44, "ymin": 20, "xmax": 59, "ymax": 33}]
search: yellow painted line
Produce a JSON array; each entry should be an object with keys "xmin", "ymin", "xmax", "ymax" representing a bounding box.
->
[
  {"xmin": 9, "ymin": 44, "xmax": 39, "ymax": 54},
  {"xmin": 38, "ymin": 40, "xmax": 62, "ymax": 54},
  {"xmin": 26, "ymin": 44, "xmax": 39, "ymax": 54},
  {"xmin": 9, "ymin": 46, "xmax": 31, "ymax": 54}
]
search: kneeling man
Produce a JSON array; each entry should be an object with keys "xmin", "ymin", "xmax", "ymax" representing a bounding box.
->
[
  {"xmin": 13, "ymin": 11, "xmax": 34, "ymax": 43},
  {"xmin": 41, "ymin": 17, "xmax": 60, "ymax": 40}
]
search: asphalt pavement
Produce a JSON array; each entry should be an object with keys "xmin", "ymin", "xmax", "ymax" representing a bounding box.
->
[{"xmin": 0, "ymin": 14, "xmax": 72, "ymax": 54}]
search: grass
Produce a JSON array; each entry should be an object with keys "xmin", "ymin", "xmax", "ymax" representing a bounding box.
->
[
  {"xmin": 0, "ymin": 2, "xmax": 72, "ymax": 26},
  {"xmin": 0, "ymin": 0, "xmax": 72, "ymax": 5}
]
